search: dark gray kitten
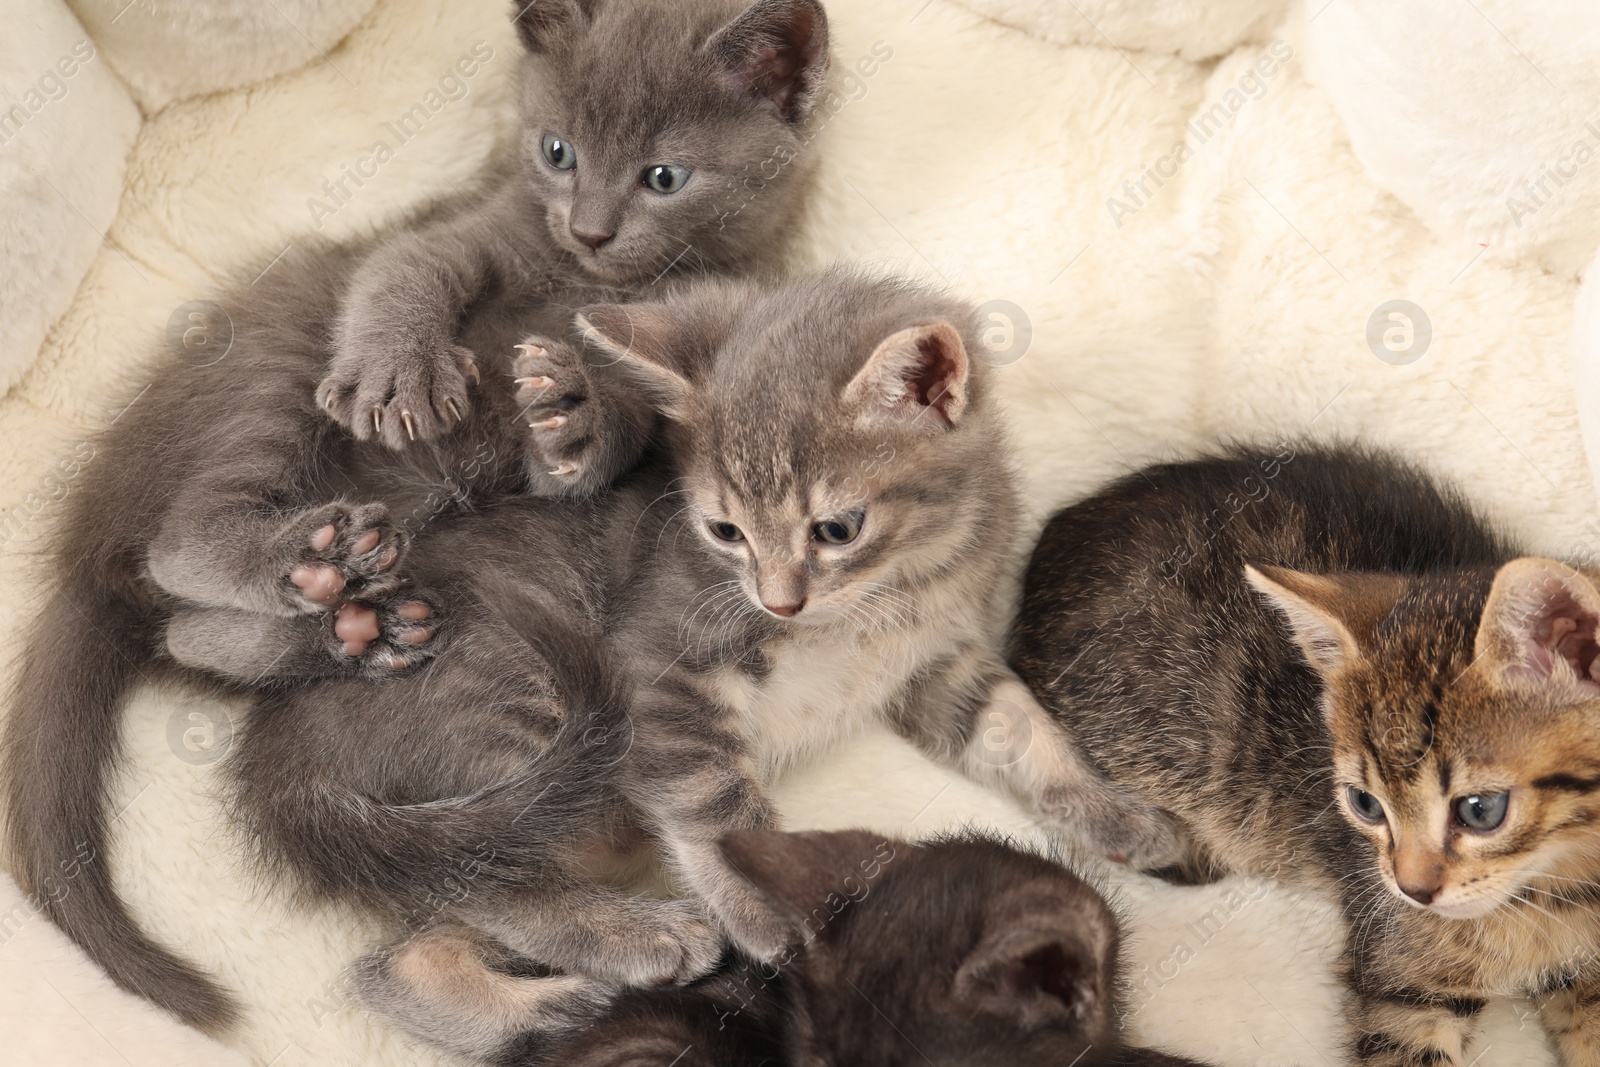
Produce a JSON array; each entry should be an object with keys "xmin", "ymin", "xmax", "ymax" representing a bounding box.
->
[
  {"xmin": 180, "ymin": 272, "xmax": 1180, "ymax": 1058},
  {"xmin": 501, "ymin": 829, "xmax": 1217, "ymax": 1067},
  {"xmin": 1, "ymin": 0, "xmax": 830, "ymax": 1033}
]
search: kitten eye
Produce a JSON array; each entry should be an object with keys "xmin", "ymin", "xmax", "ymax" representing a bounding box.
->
[
  {"xmin": 1454, "ymin": 792, "xmax": 1509, "ymax": 832},
  {"xmin": 542, "ymin": 134, "xmax": 577, "ymax": 171},
  {"xmin": 813, "ymin": 510, "xmax": 865, "ymax": 546},
  {"xmin": 1346, "ymin": 786, "xmax": 1387, "ymax": 824},
  {"xmin": 709, "ymin": 521, "xmax": 745, "ymax": 543},
  {"xmin": 643, "ymin": 165, "xmax": 691, "ymax": 194}
]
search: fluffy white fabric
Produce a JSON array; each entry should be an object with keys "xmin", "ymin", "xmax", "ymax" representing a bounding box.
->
[
  {"xmin": 0, "ymin": 0, "xmax": 138, "ymax": 397},
  {"xmin": 1303, "ymin": 0, "xmax": 1600, "ymax": 280},
  {"xmin": 1, "ymin": 0, "xmax": 1596, "ymax": 1063},
  {"xmin": 946, "ymin": 0, "xmax": 1288, "ymax": 60},
  {"xmin": 67, "ymin": 0, "xmax": 381, "ymax": 112}
]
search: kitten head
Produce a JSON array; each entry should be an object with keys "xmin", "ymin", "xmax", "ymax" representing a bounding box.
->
[
  {"xmin": 718, "ymin": 830, "xmax": 1120, "ymax": 1065},
  {"xmin": 510, "ymin": 0, "xmax": 830, "ymax": 284},
  {"xmin": 579, "ymin": 271, "xmax": 1017, "ymax": 629},
  {"xmin": 1248, "ymin": 557, "xmax": 1600, "ymax": 921}
]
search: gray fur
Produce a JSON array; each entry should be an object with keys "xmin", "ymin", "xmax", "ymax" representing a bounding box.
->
[
  {"xmin": 209, "ymin": 272, "xmax": 1177, "ymax": 1056},
  {"xmin": 1, "ymin": 0, "xmax": 830, "ymax": 1032}
]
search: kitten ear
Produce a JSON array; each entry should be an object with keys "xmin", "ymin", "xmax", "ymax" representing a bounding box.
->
[
  {"xmin": 576, "ymin": 304, "xmax": 695, "ymax": 419},
  {"xmin": 952, "ymin": 887, "xmax": 1110, "ymax": 1033},
  {"xmin": 707, "ymin": 0, "xmax": 830, "ymax": 124},
  {"xmin": 717, "ymin": 829, "xmax": 898, "ymax": 935},
  {"xmin": 1245, "ymin": 565, "xmax": 1400, "ymax": 676},
  {"xmin": 1475, "ymin": 557, "xmax": 1600, "ymax": 696},
  {"xmin": 511, "ymin": 0, "xmax": 588, "ymax": 54},
  {"xmin": 842, "ymin": 322, "xmax": 971, "ymax": 431}
]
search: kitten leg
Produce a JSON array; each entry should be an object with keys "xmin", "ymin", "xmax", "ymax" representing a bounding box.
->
[
  {"xmin": 460, "ymin": 879, "xmax": 724, "ymax": 988},
  {"xmin": 896, "ymin": 659, "xmax": 1188, "ymax": 871},
  {"xmin": 318, "ymin": 183, "xmax": 546, "ymax": 449},
  {"xmin": 165, "ymin": 596, "xmax": 440, "ymax": 684},
  {"xmin": 1537, "ymin": 980, "xmax": 1600, "ymax": 1065},
  {"xmin": 353, "ymin": 923, "xmax": 614, "ymax": 1062},
  {"xmin": 1345, "ymin": 968, "xmax": 1482, "ymax": 1066},
  {"xmin": 148, "ymin": 494, "xmax": 407, "ymax": 615},
  {"xmin": 621, "ymin": 698, "xmax": 793, "ymax": 962},
  {"xmin": 511, "ymin": 335, "xmax": 655, "ymax": 497}
]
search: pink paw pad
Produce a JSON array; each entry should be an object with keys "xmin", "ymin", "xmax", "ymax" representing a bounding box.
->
[
  {"xmin": 291, "ymin": 564, "xmax": 346, "ymax": 606},
  {"xmin": 335, "ymin": 602, "xmax": 381, "ymax": 657}
]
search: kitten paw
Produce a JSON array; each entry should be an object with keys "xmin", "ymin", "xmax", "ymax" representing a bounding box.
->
[
  {"xmin": 285, "ymin": 502, "xmax": 406, "ymax": 611},
  {"xmin": 331, "ymin": 597, "xmax": 440, "ymax": 675},
  {"xmin": 317, "ymin": 339, "xmax": 478, "ymax": 449},
  {"xmin": 1041, "ymin": 786, "xmax": 1190, "ymax": 872},
  {"xmin": 602, "ymin": 902, "xmax": 724, "ymax": 988},
  {"xmin": 512, "ymin": 337, "xmax": 614, "ymax": 496}
]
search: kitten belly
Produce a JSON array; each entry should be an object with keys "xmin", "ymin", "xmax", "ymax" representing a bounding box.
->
[{"xmin": 716, "ymin": 627, "xmax": 955, "ymax": 784}]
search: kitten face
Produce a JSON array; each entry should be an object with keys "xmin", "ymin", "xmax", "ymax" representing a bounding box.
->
[
  {"xmin": 1251, "ymin": 559, "xmax": 1600, "ymax": 921},
  {"xmin": 581, "ymin": 274, "xmax": 1006, "ymax": 629},
  {"xmin": 513, "ymin": 0, "xmax": 829, "ymax": 284}
]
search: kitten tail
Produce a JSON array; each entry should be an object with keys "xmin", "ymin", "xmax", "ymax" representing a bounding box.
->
[{"xmin": 2, "ymin": 579, "xmax": 239, "ymax": 1032}]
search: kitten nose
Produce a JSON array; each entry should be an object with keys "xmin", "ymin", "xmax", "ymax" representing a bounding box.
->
[
  {"xmin": 1398, "ymin": 879, "xmax": 1441, "ymax": 905},
  {"xmin": 572, "ymin": 227, "xmax": 615, "ymax": 251},
  {"xmin": 763, "ymin": 599, "xmax": 804, "ymax": 618}
]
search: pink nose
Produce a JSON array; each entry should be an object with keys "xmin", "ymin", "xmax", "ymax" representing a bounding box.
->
[
  {"xmin": 572, "ymin": 228, "xmax": 614, "ymax": 251},
  {"xmin": 764, "ymin": 600, "xmax": 804, "ymax": 618}
]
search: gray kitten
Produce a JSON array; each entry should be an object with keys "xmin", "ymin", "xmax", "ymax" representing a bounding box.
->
[
  {"xmin": 1, "ymin": 0, "xmax": 830, "ymax": 1032},
  {"xmin": 178, "ymin": 272, "xmax": 1181, "ymax": 1058}
]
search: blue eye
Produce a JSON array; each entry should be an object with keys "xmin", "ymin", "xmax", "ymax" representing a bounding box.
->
[
  {"xmin": 644, "ymin": 164, "xmax": 691, "ymax": 194},
  {"xmin": 1454, "ymin": 792, "xmax": 1509, "ymax": 831},
  {"xmin": 709, "ymin": 521, "xmax": 744, "ymax": 543},
  {"xmin": 542, "ymin": 134, "xmax": 576, "ymax": 171},
  {"xmin": 1346, "ymin": 786, "xmax": 1386, "ymax": 824},
  {"xmin": 813, "ymin": 510, "xmax": 864, "ymax": 545}
]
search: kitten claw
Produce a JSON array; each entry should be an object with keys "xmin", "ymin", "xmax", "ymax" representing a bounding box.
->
[
  {"xmin": 371, "ymin": 408, "xmax": 383, "ymax": 436},
  {"xmin": 465, "ymin": 362, "xmax": 481, "ymax": 386},
  {"xmin": 514, "ymin": 343, "xmax": 548, "ymax": 358},
  {"xmin": 401, "ymin": 410, "xmax": 416, "ymax": 442},
  {"xmin": 445, "ymin": 397, "xmax": 463, "ymax": 423},
  {"xmin": 531, "ymin": 415, "xmax": 569, "ymax": 430},
  {"xmin": 549, "ymin": 462, "xmax": 579, "ymax": 477},
  {"xmin": 516, "ymin": 376, "xmax": 556, "ymax": 390}
]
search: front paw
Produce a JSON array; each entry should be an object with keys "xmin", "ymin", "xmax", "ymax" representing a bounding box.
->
[
  {"xmin": 512, "ymin": 336, "xmax": 617, "ymax": 496},
  {"xmin": 318, "ymin": 336, "xmax": 479, "ymax": 448},
  {"xmin": 330, "ymin": 596, "xmax": 441, "ymax": 676},
  {"xmin": 1040, "ymin": 785, "xmax": 1189, "ymax": 871},
  {"xmin": 284, "ymin": 502, "xmax": 406, "ymax": 610}
]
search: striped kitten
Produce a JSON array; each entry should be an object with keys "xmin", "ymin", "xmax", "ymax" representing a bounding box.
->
[{"xmin": 1012, "ymin": 446, "xmax": 1600, "ymax": 1067}]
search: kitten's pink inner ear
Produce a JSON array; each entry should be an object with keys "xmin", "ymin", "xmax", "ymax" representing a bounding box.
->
[
  {"xmin": 711, "ymin": 0, "xmax": 829, "ymax": 122},
  {"xmin": 845, "ymin": 322, "xmax": 970, "ymax": 429},
  {"xmin": 1478, "ymin": 558, "xmax": 1600, "ymax": 690}
]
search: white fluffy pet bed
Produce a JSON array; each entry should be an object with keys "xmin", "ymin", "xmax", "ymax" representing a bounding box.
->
[{"xmin": 3, "ymin": 0, "xmax": 1599, "ymax": 1063}]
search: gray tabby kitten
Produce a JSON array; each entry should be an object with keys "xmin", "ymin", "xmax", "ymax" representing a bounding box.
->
[
  {"xmin": 1013, "ymin": 446, "xmax": 1600, "ymax": 1066},
  {"xmin": 1, "ymin": 0, "xmax": 830, "ymax": 1032},
  {"xmin": 501, "ymin": 829, "xmax": 1217, "ymax": 1067},
  {"xmin": 180, "ymin": 272, "xmax": 1180, "ymax": 1058}
]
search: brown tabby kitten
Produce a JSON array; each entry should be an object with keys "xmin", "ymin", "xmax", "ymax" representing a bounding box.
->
[
  {"xmin": 2, "ymin": 0, "xmax": 830, "ymax": 1032},
  {"xmin": 1013, "ymin": 445, "xmax": 1600, "ymax": 1067},
  {"xmin": 496, "ymin": 830, "xmax": 1213, "ymax": 1067}
]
